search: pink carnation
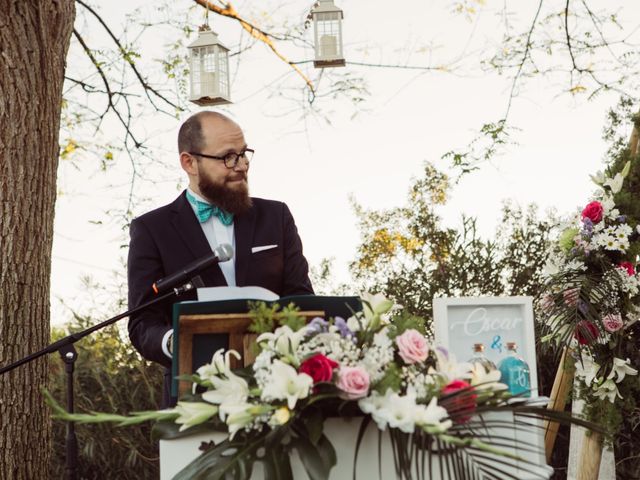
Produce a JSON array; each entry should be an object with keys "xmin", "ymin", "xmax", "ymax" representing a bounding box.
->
[
  {"xmin": 602, "ymin": 313, "xmax": 624, "ymax": 333},
  {"xmin": 618, "ymin": 262, "xmax": 636, "ymax": 277},
  {"xmin": 336, "ymin": 366, "xmax": 370, "ymax": 400},
  {"xmin": 563, "ymin": 288, "xmax": 580, "ymax": 307},
  {"xmin": 396, "ymin": 329, "xmax": 429, "ymax": 364}
]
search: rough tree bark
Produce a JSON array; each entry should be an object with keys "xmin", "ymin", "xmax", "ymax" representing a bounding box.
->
[{"xmin": 0, "ymin": 1, "xmax": 75, "ymax": 477}]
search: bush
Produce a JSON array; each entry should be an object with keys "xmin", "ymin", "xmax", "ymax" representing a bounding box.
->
[{"xmin": 49, "ymin": 316, "xmax": 164, "ymax": 479}]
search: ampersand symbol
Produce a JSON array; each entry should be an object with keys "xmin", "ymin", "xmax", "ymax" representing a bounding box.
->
[{"xmin": 490, "ymin": 335, "xmax": 502, "ymax": 354}]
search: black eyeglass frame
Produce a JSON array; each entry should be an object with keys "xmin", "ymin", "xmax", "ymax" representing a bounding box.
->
[{"xmin": 188, "ymin": 148, "xmax": 254, "ymax": 169}]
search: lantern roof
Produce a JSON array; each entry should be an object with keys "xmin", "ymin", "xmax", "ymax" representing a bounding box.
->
[
  {"xmin": 188, "ymin": 26, "xmax": 229, "ymax": 51},
  {"xmin": 312, "ymin": 0, "xmax": 344, "ymax": 16}
]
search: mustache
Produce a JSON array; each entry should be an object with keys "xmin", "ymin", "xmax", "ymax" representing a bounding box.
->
[{"xmin": 226, "ymin": 173, "xmax": 248, "ymax": 182}]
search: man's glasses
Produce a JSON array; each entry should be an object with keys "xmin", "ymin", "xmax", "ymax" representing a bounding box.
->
[{"xmin": 189, "ymin": 148, "xmax": 254, "ymax": 169}]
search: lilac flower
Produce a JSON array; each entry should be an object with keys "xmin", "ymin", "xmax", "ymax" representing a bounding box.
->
[
  {"xmin": 617, "ymin": 215, "xmax": 626, "ymax": 223},
  {"xmin": 334, "ymin": 317, "xmax": 355, "ymax": 340},
  {"xmin": 582, "ymin": 218, "xmax": 593, "ymax": 229},
  {"xmin": 307, "ymin": 317, "xmax": 328, "ymax": 334},
  {"xmin": 577, "ymin": 299, "xmax": 589, "ymax": 316}
]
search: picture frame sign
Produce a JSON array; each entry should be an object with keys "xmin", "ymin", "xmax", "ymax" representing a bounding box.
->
[{"xmin": 433, "ymin": 296, "xmax": 538, "ymax": 398}]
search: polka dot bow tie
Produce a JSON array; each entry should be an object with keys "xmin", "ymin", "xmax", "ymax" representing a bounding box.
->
[{"xmin": 186, "ymin": 191, "xmax": 234, "ymax": 226}]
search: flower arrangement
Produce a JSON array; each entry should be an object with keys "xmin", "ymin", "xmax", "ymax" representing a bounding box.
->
[
  {"xmin": 48, "ymin": 294, "xmax": 596, "ymax": 479},
  {"xmin": 539, "ymin": 162, "xmax": 640, "ymax": 433}
]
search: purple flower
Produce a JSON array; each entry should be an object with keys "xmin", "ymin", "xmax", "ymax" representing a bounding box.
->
[
  {"xmin": 435, "ymin": 346, "xmax": 449, "ymax": 361},
  {"xmin": 617, "ymin": 215, "xmax": 626, "ymax": 223},
  {"xmin": 577, "ymin": 299, "xmax": 589, "ymax": 316},
  {"xmin": 334, "ymin": 317, "xmax": 355, "ymax": 340},
  {"xmin": 308, "ymin": 317, "xmax": 328, "ymax": 334}
]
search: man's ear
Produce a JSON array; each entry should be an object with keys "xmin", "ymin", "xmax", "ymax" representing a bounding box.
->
[{"xmin": 179, "ymin": 152, "xmax": 197, "ymax": 175}]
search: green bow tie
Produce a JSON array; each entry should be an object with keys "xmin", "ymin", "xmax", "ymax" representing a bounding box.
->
[{"xmin": 186, "ymin": 191, "xmax": 234, "ymax": 226}]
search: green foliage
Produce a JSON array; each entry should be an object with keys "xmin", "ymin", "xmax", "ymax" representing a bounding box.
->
[
  {"xmin": 350, "ymin": 162, "xmax": 556, "ymax": 335},
  {"xmin": 599, "ymin": 99, "xmax": 640, "ymax": 480},
  {"xmin": 248, "ymin": 301, "xmax": 306, "ymax": 335},
  {"xmin": 49, "ymin": 315, "xmax": 164, "ymax": 479}
]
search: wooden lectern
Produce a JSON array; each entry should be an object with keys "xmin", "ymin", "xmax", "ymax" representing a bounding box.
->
[{"xmin": 170, "ymin": 295, "xmax": 361, "ymax": 397}]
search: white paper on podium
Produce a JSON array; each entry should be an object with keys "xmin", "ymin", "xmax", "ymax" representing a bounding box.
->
[{"xmin": 196, "ymin": 286, "xmax": 279, "ymax": 302}]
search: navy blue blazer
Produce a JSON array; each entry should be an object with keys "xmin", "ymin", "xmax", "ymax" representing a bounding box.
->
[{"xmin": 127, "ymin": 191, "xmax": 314, "ymax": 374}]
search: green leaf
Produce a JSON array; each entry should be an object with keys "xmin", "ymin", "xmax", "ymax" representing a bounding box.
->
[
  {"xmin": 373, "ymin": 363, "xmax": 402, "ymax": 394},
  {"xmin": 293, "ymin": 432, "xmax": 335, "ymax": 480}
]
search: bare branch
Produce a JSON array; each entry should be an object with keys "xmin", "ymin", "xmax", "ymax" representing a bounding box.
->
[
  {"xmin": 75, "ymin": 0, "xmax": 182, "ymax": 114},
  {"xmin": 192, "ymin": 0, "xmax": 315, "ymax": 93},
  {"xmin": 72, "ymin": 29, "xmax": 143, "ymax": 149}
]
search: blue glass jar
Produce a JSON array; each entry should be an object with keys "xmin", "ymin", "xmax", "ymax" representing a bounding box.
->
[{"xmin": 498, "ymin": 342, "xmax": 531, "ymax": 397}]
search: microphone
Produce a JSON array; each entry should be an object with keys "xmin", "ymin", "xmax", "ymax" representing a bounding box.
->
[{"xmin": 152, "ymin": 243, "xmax": 234, "ymax": 294}]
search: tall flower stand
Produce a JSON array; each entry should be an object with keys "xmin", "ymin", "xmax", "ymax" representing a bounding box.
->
[{"xmin": 160, "ymin": 410, "xmax": 552, "ymax": 480}]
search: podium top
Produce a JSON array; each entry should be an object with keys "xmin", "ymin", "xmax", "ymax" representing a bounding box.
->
[{"xmin": 172, "ymin": 295, "xmax": 362, "ymax": 323}]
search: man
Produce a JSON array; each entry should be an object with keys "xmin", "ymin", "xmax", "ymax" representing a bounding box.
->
[{"xmin": 127, "ymin": 111, "xmax": 314, "ymax": 406}]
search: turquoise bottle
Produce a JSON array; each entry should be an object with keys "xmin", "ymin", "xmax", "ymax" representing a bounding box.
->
[{"xmin": 498, "ymin": 342, "xmax": 531, "ymax": 397}]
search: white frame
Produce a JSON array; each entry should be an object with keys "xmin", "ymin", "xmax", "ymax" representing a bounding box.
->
[{"xmin": 433, "ymin": 296, "xmax": 539, "ymax": 398}]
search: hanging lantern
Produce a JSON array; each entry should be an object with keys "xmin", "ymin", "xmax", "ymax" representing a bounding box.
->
[
  {"xmin": 311, "ymin": 0, "xmax": 345, "ymax": 68},
  {"xmin": 187, "ymin": 25, "xmax": 231, "ymax": 106}
]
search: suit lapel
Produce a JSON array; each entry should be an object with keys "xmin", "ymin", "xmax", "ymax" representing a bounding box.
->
[
  {"xmin": 170, "ymin": 191, "xmax": 227, "ymax": 286},
  {"xmin": 233, "ymin": 203, "xmax": 256, "ymax": 286}
]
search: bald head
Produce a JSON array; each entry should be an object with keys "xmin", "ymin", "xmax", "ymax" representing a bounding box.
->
[{"xmin": 177, "ymin": 111, "xmax": 239, "ymax": 154}]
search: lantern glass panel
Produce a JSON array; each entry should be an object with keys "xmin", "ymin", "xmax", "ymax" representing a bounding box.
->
[
  {"xmin": 315, "ymin": 12, "xmax": 342, "ymax": 59},
  {"xmin": 218, "ymin": 51, "xmax": 229, "ymax": 97},
  {"xmin": 191, "ymin": 48, "xmax": 202, "ymax": 96}
]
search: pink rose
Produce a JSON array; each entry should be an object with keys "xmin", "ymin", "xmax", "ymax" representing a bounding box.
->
[
  {"xmin": 441, "ymin": 379, "xmax": 477, "ymax": 424},
  {"xmin": 336, "ymin": 366, "xmax": 370, "ymax": 399},
  {"xmin": 396, "ymin": 329, "xmax": 429, "ymax": 364},
  {"xmin": 581, "ymin": 201, "xmax": 604, "ymax": 224},
  {"xmin": 563, "ymin": 288, "xmax": 580, "ymax": 307},
  {"xmin": 540, "ymin": 293, "xmax": 555, "ymax": 313},
  {"xmin": 618, "ymin": 262, "xmax": 636, "ymax": 276},
  {"xmin": 574, "ymin": 320, "xmax": 599, "ymax": 345},
  {"xmin": 602, "ymin": 313, "xmax": 624, "ymax": 333}
]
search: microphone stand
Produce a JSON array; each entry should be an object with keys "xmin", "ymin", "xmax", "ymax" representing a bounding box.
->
[{"xmin": 0, "ymin": 277, "xmax": 202, "ymax": 480}]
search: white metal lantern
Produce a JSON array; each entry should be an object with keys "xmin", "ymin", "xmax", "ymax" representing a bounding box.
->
[
  {"xmin": 311, "ymin": 0, "xmax": 345, "ymax": 68},
  {"xmin": 188, "ymin": 25, "xmax": 231, "ymax": 106}
]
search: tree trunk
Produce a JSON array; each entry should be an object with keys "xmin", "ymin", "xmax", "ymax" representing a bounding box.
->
[{"xmin": 0, "ymin": 1, "xmax": 75, "ymax": 478}]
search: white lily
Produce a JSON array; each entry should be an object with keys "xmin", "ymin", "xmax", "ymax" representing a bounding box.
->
[
  {"xmin": 604, "ymin": 173, "xmax": 624, "ymax": 193},
  {"xmin": 260, "ymin": 360, "xmax": 313, "ymax": 409},
  {"xmin": 415, "ymin": 397, "xmax": 452, "ymax": 433},
  {"xmin": 574, "ymin": 354, "xmax": 600, "ymax": 387},
  {"xmin": 257, "ymin": 325, "xmax": 309, "ymax": 362},
  {"xmin": 361, "ymin": 292, "xmax": 394, "ymax": 328},
  {"xmin": 469, "ymin": 363, "xmax": 508, "ymax": 391},
  {"xmin": 174, "ymin": 401, "xmax": 219, "ymax": 432},
  {"xmin": 593, "ymin": 379, "xmax": 622, "ymax": 403},
  {"xmin": 606, "ymin": 357, "xmax": 638, "ymax": 383},
  {"xmin": 202, "ymin": 372, "xmax": 250, "ymax": 417},
  {"xmin": 197, "ymin": 349, "xmax": 241, "ymax": 381},
  {"xmin": 221, "ymin": 403, "xmax": 257, "ymax": 439},
  {"xmin": 589, "ymin": 170, "xmax": 606, "ymax": 186},
  {"xmin": 430, "ymin": 349, "xmax": 472, "ymax": 383}
]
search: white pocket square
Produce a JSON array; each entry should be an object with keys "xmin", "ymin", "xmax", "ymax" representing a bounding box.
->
[{"xmin": 252, "ymin": 244, "xmax": 278, "ymax": 253}]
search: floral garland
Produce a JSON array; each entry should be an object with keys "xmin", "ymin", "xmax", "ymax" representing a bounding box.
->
[
  {"xmin": 539, "ymin": 163, "xmax": 639, "ymax": 432},
  {"xmin": 47, "ymin": 294, "xmax": 598, "ymax": 479}
]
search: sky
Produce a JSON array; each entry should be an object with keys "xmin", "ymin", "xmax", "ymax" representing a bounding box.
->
[{"xmin": 50, "ymin": 0, "xmax": 639, "ymax": 325}]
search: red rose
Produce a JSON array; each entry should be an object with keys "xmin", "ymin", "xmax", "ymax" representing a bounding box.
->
[
  {"xmin": 299, "ymin": 354, "xmax": 338, "ymax": 384},
  {"xmin": 581, "ymin": 201, "xmax": 604, "ymax": 224},
  {"xmin": 619, "ymin": 262, "xmax": 636, "ymax": 276},
  {"xmin": 574, "ymin": 320, "xmax": 599, "ymax": 345},
  {"xmin": 441, "ymin": 379, "xmax": 477, "ymax": 424}
]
